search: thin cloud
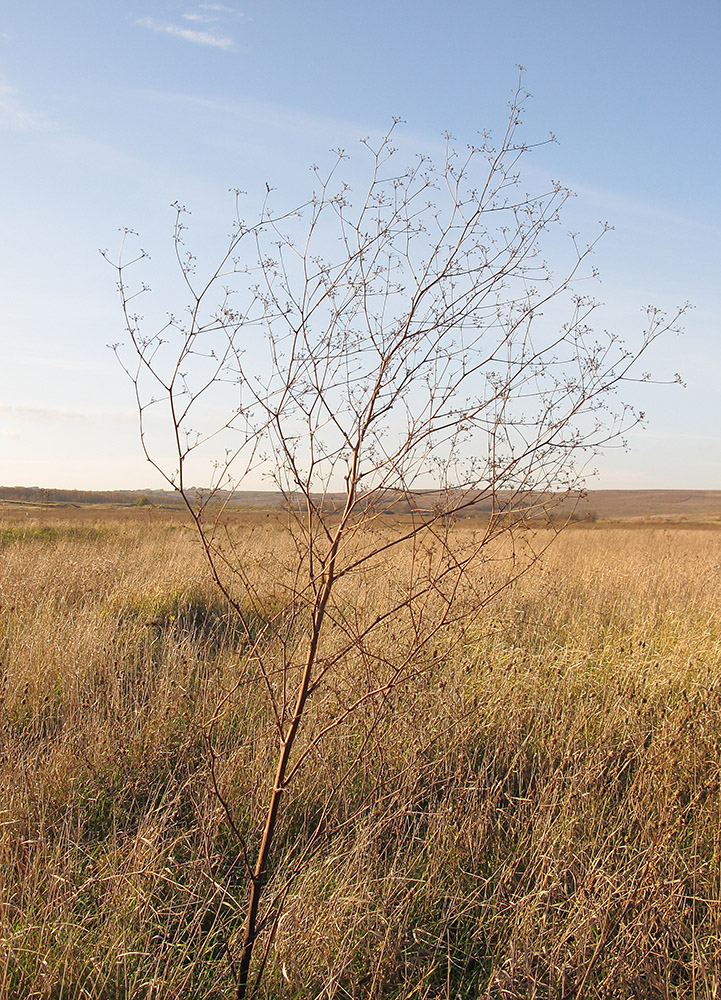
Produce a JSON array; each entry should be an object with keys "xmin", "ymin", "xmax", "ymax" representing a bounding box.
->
[
  {"xmin": 0, "ymin": 405, "xmax": 136, "ymax": 425},
  {"xmin": 136, "ymin": 16, "xmax": 236, "ymax": 50},
  {"xmin": 120, "ymin": 86, "xmax": 425, "ymax": 158},
  {"xmin": 181, "ymin": 4, "xmax": 246, "ymax": 27},
  {"xmin": 555, "ymin": 173, "xmax": 721, "ymax": 239},
  {"xmin": 0, "ymin": 405, "xmax": 89, "ymax": 424},
  {"xmin": 184, "ymin": 5, "xmax": 244, "ymax": 21},
  {"xmin": 0, "ymin": 79, "xmax": 50, "ymax": 132},
  {"xmin": 200, "ymin": 3, "xmax": 242, "ymax": 14},
  {"xmin": 17, "ymin": 355, "xmax": 103, "ymax": 374}
]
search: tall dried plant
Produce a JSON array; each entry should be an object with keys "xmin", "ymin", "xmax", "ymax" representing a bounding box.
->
[{"xmin": 106, "ymin": 78, "xmax": 683, "ymax": 997}]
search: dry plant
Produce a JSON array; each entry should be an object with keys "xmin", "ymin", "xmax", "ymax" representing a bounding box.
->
[{"xmin": 104, "ymin": 78, "xmax": 685, "ymax": 996}]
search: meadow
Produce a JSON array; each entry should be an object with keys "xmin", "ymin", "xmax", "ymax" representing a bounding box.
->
[{"xmin": 1, "ymin": 505, "xmax": 720, "ymax": 999}]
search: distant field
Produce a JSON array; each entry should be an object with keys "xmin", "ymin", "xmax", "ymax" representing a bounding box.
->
[
  {"xmin": 566, "ymin": 489, "xmax": 721, "ymax": 522},
  {"xmin": 1, "ymin": 488, "xmax": 720, "ymax": 522},
  {"xmin": 1, "ymin": 507, "xmax": 720, "ymax": 998}
]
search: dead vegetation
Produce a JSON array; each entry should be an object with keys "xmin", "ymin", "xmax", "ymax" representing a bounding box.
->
[{"xmin": 0, "ymin": 508, "xmax": 719, "ymax": 998}]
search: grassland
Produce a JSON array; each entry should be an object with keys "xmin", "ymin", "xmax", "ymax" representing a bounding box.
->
[{"xmin": 1, "ymin": 505, "xmax": 720, "ymax": 998}]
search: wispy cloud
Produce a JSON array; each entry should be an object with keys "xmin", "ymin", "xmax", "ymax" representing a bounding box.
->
[
  {"xmin": 200, "ymin": 3, "xmax": 242, "ymax": 14},
  {"xmin": 183, "ymin": 4, "xmax": 245, "ymax": 23},
  {"xmin": 120, "ymin": 86, "xmax": 427, "ymax": 160},
  {"xmin": 0, "ymin": 405, "xmax": 136, "ymax": 424},
  {"xmin": 16, "ymin": 355, "xmax": 103, "ymax": 374},
  {"xmin": 0, "ymin": 77, "xmax": 50, "ymax": 132},
  {"xmin": 0, "ymin": 404, "xmax": 89, "ymax": 424},
  {"xmin": 136, "ymin": 16, "xmax": 236, "ymax": 50}
]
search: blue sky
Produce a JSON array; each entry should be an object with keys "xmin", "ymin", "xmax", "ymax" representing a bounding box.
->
[{"xmin": 1, "ymin": 0, "xmax": 719, "ymax": 490}]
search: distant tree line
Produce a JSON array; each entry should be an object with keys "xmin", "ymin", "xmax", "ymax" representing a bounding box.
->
[
  {"xmin": 0, "ymin": 485, "xmax": 586, "ymax": 517},
  {"xmin": 0, "ymin": 486, "xmax": 186, "ymax": 506}
]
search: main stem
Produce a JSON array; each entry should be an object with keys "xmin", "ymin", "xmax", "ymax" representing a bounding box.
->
[{"xmin": 235, "ymin": 568, "xmax": 335, "ymax": 1000}]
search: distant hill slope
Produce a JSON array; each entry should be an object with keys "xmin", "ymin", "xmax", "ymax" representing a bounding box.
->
[
  {"xmin": 1, "ymin": 486, "xmax": 719, "ymax": 521},
  {"xmin": 566, "ymin": 490, "xmax": 721, "ymax": 522}
]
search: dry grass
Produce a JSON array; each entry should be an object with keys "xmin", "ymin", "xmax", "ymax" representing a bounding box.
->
[{"xmin": 1, "ymin": 507, "xmax": 720, "ymax": 998}]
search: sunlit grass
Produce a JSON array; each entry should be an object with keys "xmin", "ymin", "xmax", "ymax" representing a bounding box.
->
[{"xmin": 1, "ymin": 508, "xmax": 719, "ymax": 998}]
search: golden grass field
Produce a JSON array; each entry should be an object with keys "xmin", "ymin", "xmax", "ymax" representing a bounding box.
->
[{"xmin": 1, "ymin": 505, "xmax": 720, "ymax": 999}]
